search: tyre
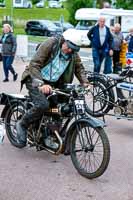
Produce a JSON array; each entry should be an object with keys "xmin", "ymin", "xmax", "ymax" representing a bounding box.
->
[
  {"xmin": 26, "ymin": 29, "xmax": 31, "ymax": 35},
  {"xmin": 5, "ymin": 101, "xmax": 26, "ymax": 148},
  {"xmin": 86, "ymin": 75, "xmax": 114, "ymax": 117},
  {"xmin": 43, "ymin": 31, "xmax": 48, "ymax": 36},
  {"xmin": 70, "ymin": 121, "xmax": 110, "ymax": 179}
]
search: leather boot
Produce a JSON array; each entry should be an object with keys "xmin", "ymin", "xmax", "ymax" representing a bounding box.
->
[
  {"xmin": 16, "ymin": 120, "xmax": 27, "ymax": 146},
  {"xmin": 16, "ymin": 107, "xmax": 44, "ymax": 145}
]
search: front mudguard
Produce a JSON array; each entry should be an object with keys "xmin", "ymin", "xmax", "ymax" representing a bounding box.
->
[{"xmin": 64, "ymin": 116, "xmax": 105, "ymax": 155}]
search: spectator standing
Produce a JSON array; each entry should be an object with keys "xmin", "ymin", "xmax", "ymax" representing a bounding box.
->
[
  {"xmin": 104, "ymin": 26, "xmax": 115, "ymax": 74},
  {"xmin": 110, "ymin": 26, "xmax": 115, "ymax": 34},
  {"xmin": 112, "ymin": 23, "xmax": 124, "ymax": 73},
  {"xmin": 87, "ymin": 16, "xmax": 113, "ymax": 74},
  {"xmin": 0, "ymin": 24, "xmax": 18, "ymax": 82},
  {"xmin": 125, "ymin": 28, "xmax": 133, "ymax": 53}
]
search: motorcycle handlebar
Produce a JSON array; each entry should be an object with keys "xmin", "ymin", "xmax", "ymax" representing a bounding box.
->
[{"xmin": 32, "ymin": 78, "xmax": 91, "ymax": 96}]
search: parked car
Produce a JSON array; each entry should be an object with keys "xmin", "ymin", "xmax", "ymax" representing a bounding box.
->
[
  {"xmin": 25, "ymin": 20, "xmax": 62, "ymax": 36},
  {"xmin": 53, "ymin": 21, "xmax": 74, "ymax": 32},
  {"xmin": 0, "ymin": 0, "xmax": 5, "ymax": 7},
  {"xmin": 13, "ymin": 0, "xmax": 32, "ymax": 8},
  {"xmin": 48, "ymin": 0, "xmax": 63, "ymax": 8},
  {"xmin": 36, "ymin": 0, "xmax": 45, "ymax": 8}
]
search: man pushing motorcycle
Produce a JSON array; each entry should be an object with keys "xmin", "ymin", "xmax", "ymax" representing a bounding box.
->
[{"xmin": 16, "ymin": 31, "xmax": 90, "ymax": 146}]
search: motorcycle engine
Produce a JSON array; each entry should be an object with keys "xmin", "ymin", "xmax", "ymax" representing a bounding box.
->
[{"xmin": 40, "ymin": 116, "xmax": 64, "ymax": 150}]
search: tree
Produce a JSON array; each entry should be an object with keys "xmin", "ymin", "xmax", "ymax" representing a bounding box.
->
[
  {"xmin": 67, "ymin": 0, "xmax": 93, "ymax": 25},
  {"xmin": 97, "ymin": 0, "xmax": 111, "ymax": 8},
  {"xmin": 115, "ymin": 0, "xmax": 133, "ymax": 9},
  {"xmin": 31, "ymin": 0, "xmax": 40, "ymax": 5}
]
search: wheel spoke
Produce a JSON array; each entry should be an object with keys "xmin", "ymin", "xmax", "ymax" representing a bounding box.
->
[
  {"xmin": 71, "ymin": 122, "xmax": 110, "ymax": 178},
  {"xmin": 5, "ymin": 103, "xmax": 25, "ymax": 145}
]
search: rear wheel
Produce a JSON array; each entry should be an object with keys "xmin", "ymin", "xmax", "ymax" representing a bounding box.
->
[
  {"xmin": 70, "ymin": 121, "xmax": 110, "ymax": 179},
  {"xmin": 86, "ymin": 76, "xmax": 114, "ymax": 117},
  {"xmin": 5, "ymin": 102, "xmax": 26, "ymax": 148}
]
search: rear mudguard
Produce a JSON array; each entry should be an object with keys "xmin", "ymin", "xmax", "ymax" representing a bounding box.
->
[
  {"xmin": 64, "ymin": 116, "xmax": 105, "ymax": 155},
  {"xmin": 0, "ymin": 100, "xmax": 25, "ymax": 119},
  {"xmin": 1, "ymin": 105, "xmax": 10, "ymax": 119},
  {"xmin": 0, "ymin": 93, "xmax": 26, "ymax": 119}
]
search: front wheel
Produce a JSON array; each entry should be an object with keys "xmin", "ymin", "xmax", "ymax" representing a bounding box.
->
[{"xmin": 70, "ymin": 121, "xmax": 110, "ymax": 179}]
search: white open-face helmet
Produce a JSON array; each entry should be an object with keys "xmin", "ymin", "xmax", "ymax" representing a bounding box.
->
[{"xmin": 63, "ymin": 29, "xmax": 81, "ymax": 52}]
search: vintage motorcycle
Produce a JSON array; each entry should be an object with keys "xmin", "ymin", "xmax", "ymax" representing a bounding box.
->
[
  {"xmin": 86, "ymin": 65, "xmax": 133, "ymax": 119},
  {"xmin": 0, "ymin": 82, "xmax": 110, "ymax": 179}
]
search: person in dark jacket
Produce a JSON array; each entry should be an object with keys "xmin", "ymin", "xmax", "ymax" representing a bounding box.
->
[
  {"xmin": 16, "ymin": 32, "xmax": 90, "ymax": 146},
  {"xmin": 125, "ymin": 28, "xmax": 133, "ymax": 53},
  {"xmin": 0, "ymin": 24, "xmax": 18, "ymax": 82},
  {"xmin": 87, "ymin": 16, "xmax": 114, "ymax": 74}
]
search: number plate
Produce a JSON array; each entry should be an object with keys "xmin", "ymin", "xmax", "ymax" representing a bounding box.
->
[{"xmin": 74, "ymin": 100, "xmax": 85, "ymax": 114}]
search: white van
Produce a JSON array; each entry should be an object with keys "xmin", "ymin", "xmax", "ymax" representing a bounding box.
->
[
  {"xmin": 74, "ymin": 8, "xmax": 101, "ymax": 46},
  {"xmin": 13, "ymin": 0, "xmax": 32, "ymax": 8},
  {"xmin": 101, "ymin": 8, "xmax": 133, "ymax": 37},
  {"xmin": 74, "ymin": 8, "xmax": 133, "ymax": 46}
]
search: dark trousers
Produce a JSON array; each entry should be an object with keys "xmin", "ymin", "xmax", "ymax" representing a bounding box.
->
[
  {"xmin": 113, "ymin": 50, "xmax": 120, "ymax": 73},
  {"xmin": 21, "ymin": 79, "xmax": 49, "ymax": 127},
  {"xmin": 2, "ymin": 55, "xmax": 16, "ymax": 79},
  {"xmin": 92, "ymin": 48, "xmax": 112, "ymax": 74}
]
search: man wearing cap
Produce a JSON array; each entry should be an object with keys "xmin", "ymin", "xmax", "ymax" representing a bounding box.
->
[{"xmin": 16, "ymin": 34, "xmax": 89, "ymax": 146}]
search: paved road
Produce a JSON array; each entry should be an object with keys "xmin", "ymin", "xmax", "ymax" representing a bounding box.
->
[{"xmin": 0, "ymin": 52, "xmax": 133, "ymax": 200}]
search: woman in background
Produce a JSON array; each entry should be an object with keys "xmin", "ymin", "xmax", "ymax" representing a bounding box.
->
[{"xmin": 0, "ymin": 23, "xmax": 18, "ymax": 82}]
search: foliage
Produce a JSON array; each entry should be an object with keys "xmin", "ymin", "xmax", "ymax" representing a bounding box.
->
[
  {"xmin": 97, "ymin": 0, "xmax": 111, "ymax": 8},
  {"xmin": 66, "ymin": 0, "xmax": 93, "ymax": 25},
  {"xmin": 31, "ymin": 0, "xmax": 40, "ymax": 5},
  {"xmin": 67, "ymin": 0, "xmax": 133, "ymax": 26},
  {"xmin": 115, "ymin": 0, "xmax": 133, "ymax": 9},
  {"xmin": 0, "ymin": 0, "xmax": 4, "ymax": 3}
]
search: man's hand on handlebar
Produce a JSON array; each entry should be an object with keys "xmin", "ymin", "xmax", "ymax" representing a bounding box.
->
[
  {"xmin": 82, "ymin": 82, "xmax": 93, "ymax": 90},
  {"xmin": 39, "ymin": 84, "xmax": 52, "ymax": 94}
]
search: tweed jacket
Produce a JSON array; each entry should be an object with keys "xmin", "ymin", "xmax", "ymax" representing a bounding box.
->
[{"xmin": 21, "ymin": 36, "xmax": 89, "ymax": 86}]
